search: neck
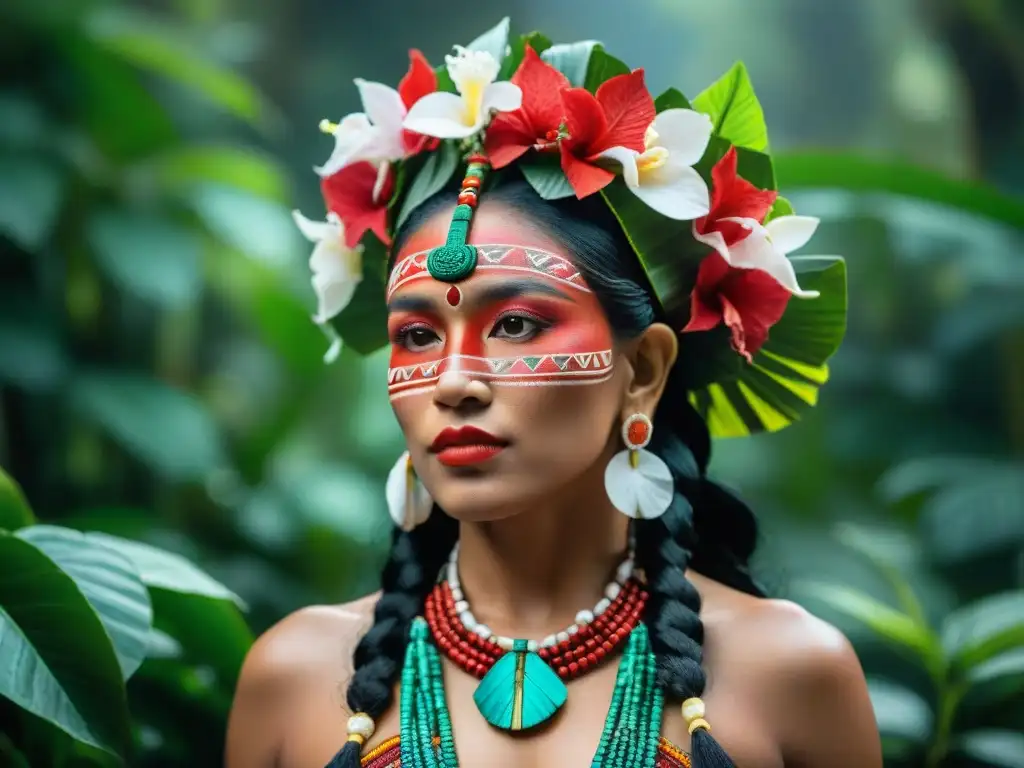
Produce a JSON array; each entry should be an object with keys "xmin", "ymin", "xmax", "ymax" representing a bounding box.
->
[{"xmin": 453, "ymin": 463, "xmax": 630, "ymax": 640}]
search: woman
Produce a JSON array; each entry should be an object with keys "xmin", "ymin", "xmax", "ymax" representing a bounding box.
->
[{"xmin": 227, "ymin": 20, "xmax": 881, "ymax": 768}]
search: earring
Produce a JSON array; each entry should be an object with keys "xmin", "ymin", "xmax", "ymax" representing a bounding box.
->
[
  {"xmin": 604, "ymin": 413, "xmax": 674, "ymax": 520},
  {"xmin": 385, "ymin": 451, "xmax": 433, "ymax": 531}
]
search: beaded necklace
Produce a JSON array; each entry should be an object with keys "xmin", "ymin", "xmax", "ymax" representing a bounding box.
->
[{"xmin": 400, "ymin": 617, "xmax": 665, "ymax": 768}]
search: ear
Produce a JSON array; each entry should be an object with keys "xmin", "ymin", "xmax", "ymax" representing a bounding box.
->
[{"xmin": 622, "ymin": 322, "xmax": 678, "ymax": 419}]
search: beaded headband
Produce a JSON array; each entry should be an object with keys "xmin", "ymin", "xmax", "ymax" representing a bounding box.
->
[{"xmin": 292, "ymin": 17, "xmax": 848, "ymax": 439}]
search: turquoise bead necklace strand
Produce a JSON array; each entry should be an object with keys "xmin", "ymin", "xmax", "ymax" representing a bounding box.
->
[{"xmin": 400, "ymin": 617, "xmax": 665, "ymax": 768}]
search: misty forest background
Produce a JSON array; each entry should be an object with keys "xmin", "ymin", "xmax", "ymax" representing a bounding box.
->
[{"xmin": 1, "ymin": 0, "xmax": 1023, "ymax": 766}]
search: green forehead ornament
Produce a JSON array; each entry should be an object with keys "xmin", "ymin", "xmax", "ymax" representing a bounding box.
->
[{"xmin": 425, "ymin": 154, "xmax": 489, "ymax": 283}]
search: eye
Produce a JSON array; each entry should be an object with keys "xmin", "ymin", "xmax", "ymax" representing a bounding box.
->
[
  {"xmin": 491, "ymin": 312, "xmax": 549, "ymax": 342},
  {"xmin": 394, "ymin": 324, "xmax": 441, "ymax": 352}
]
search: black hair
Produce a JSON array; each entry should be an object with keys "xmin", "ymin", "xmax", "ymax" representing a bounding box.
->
[{"xmin": 327, "ymin": 178, "xmax": 764, "ymax": 768}]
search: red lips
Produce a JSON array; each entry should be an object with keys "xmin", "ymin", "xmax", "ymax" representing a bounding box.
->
[{"xmin": 430, "ymin": 426, "xmax": 508, "ymax": 467}]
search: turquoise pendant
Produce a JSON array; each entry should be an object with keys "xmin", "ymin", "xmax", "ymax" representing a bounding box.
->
[{"xmin": 472, "ymin": 640, "xmax": 567, "ymax": 731}]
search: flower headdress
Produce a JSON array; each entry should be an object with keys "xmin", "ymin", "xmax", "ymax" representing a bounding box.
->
[{"xmin": 293, "ymin": 18, "xmax": 848, "ymax": 439}]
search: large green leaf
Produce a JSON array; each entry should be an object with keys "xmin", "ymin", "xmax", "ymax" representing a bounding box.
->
[
  {"xmin": 966, "ymin": 648, "xmax": 1024, "ymax": 706},
  {"xmin": 466, "ymin": 17, "xmax": 511, "ymax": 65},
  {"xmin": 86, "ymin": 532, "xmax": 244, "ymax": 608},
  {"xmin": 85, "ymin": 209, "xmax": 202, "ymax": 308},
  {"xmin": 956, "ymin": 731, "xmax": 1024, "ymax": 768},
  {"xmin": 329, "ymin": 235, "xmax": 389, "ymax": 355},
  {"xmin": 149, "ymin": 591, "xmax": 252, "ymax": 687},
  {"xmin": 520, "ymin": 156, "xmax": 575, "ymax": 200},
  {"xmin": 0, "ymin": 467, "xmax": 34, "ymax": 531},
  {"xmin": 395, "ymin": 140, "xmax": 459, "ymax": 232},
  {"xmin": 654, "ymin": 87, "xmax": 691, "ymax": 112},
  {"xmin": 692, "ymin": 61, "xmax": 769, "ymax": 152},
  {"xmin": 867, "ymin": 678, "xmax": 933, "ymax": 747},
  {"xmin": 800, "ymin": 583, "xmax": 940, "ymax": 660},
  {"xmin": 943, "ymin": 592, "xmax": 1024, "ymax": 672},
  {"xmin": 70, "ymin": 371, "xmax": 227, "ymax": 481},
  {"xmin": 541, "ymin": 40, "xmax": 600, "ymax": 87},
  {"xmin": 17, "ymin": 526, "xmax": 152, "ymax": 680},
  {"xmin": 0, "ymin": 155, "xmax": 64, "ymax": 251},
  {"xmin": 775, "ymin": 152, "xmax": 1024, "ymax": 230},
  {"xmin": 690, "ymin": 256, "xmax": 848, "ymax": 438},
  {"xmin": 82, "ymin": 7, "xmax": 273, "ymax": 128},
  {"xmin": 137, "ymin": 145, "xmax": 291, "ymax": 202},
  {"xmin": 0, "ymin": 532, "xmax": 131, "ymax": 755},
  {"xmin": 584, "ymin": 47, "xmax": 631, "ymax": 93}
]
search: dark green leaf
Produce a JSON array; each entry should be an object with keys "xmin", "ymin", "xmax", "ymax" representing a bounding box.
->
[
  {"xmin": 18, "ymin": 526, "xmax": 152, "ymax": 680},
  {"xmin": 0, "ymin": 315, "xmax": 69, "ymax": 392},
  {"xmin": 966, "ymin": 648, "xmax": 1024, "ymax": 706},
  {"xmin": 584, "ymin": 47, "xmax": 631, "ymax": 92},
  {"xmin": 150, "ymin": 590, "xmax": 251, "ymax": 687},
  {"xmin": 943, "ymin": 592, "xmax": 1024, "ymax": 671},
  {"xmin": 775, "ymin": 152, "xmax": 1024, "ymax": 230},
  {"xmin": 800, "ymin": 582, "xmax": 940, "ymax": 659},
  {"xmin": 692, "ymin": 61, "xmax": 769, "ymax": 152},
  {"xmin": 0, "ymin": 531, "xmax": 131, "ymax": 755},
  {"xmin": 329, "ymin": 235, "xmax": 390, "ymax": 355},
  {"xmin": 878, "ymin": 456, "xmax": 1003, "ymax": 502},
  {"xmin": 0, "ymin": 94, "xmax": 46, "ymax": 148},
  {"xmin": 83, "ymin": 7, "xmax": 274, "ymax": 128},
  {"xmin": 0, "ymin": 155, "xmax": 64, "ymax": 251},
  {"xmin": 139, "ymin": 145, "xmax": 290, "ymax": 202},
  {"xmin": 0, "ymin": 467, "xmax": 34, "ymax": 531},
  {"xmin": 654, "ymin": 87, "xmax": 691, "ymax": 112},
  {"xmin": 956, "ymin": 730, "xmax": 1024, "ymax": 768},
  {"xmin": 145, "ymin": 628, "xmax": 183, "ymax": 660},
  {"xmin": 70, "ymin": 371, "xmax": 227, "ymax": 481},
  {"xmin": 541, "ymin": 41, "xmax": 601, "ymax": 88},
  {"xmin": 501, "ymin": 32, "xmax": 552, "ymax": 79},
  {"xmin": 86, "ymin": 532, "xmax": 244, "ymax": 608},
  {"xmin": 520, "ymin": 157, "xmax": 575, "ymax": 200},
  {"xmin": 395, "ymin": 141, "xmax": 459, "ymax": 232},
  {"xmin": 85, "ymin": 209, "xmax": 202, "ymax": 308},
  {"xmin": 0, "ymin": 734, "xmax": 31, "ymax": 768}
]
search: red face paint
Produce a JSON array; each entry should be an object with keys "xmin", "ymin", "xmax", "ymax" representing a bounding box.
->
[{"xmin": 386, "ymin": 245, "xmax": 613, "ymax": 400}]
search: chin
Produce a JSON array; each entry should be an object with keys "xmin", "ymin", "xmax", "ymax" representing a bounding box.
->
[{"xmin": 428, "ymin": 475, "xmax": 533, "ymax": 523}]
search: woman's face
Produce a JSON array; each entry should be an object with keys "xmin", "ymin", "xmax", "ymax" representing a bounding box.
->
[{"xmin": 386, "ymin": 202, "xmax": 632, "ymax": 522}]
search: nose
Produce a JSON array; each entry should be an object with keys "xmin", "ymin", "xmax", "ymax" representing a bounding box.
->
[{"xmin": 432, "ymin": 367, "xmax": 493, "ymax": 410}]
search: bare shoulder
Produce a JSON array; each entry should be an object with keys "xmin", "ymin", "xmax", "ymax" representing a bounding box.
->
[
  {"xmin": 694, "ymin": 575, "xmax": 882, "ymax": 768},
  {"xmin": 225, "ymin": 593, "xmax": 381, "ymax": 768}
]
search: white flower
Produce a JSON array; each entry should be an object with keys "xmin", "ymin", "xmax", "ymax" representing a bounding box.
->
[
  {"xmin": 695, "ymin": 214, "xmax": 822, "ymax": 297},
  {"xmin": 292, "ymin": 210, "xmax": 364, "ymax": 323},
  {"xmin": 403, "ymin": 46, "xmax": 521, "ymax": 139},
  {"xmin": 315, "ymin": 80, "xmax": 408, "ymax": 177},
  {"xmin": 599, "ymin": 109, "xmax": 713, "ymax": 221}
]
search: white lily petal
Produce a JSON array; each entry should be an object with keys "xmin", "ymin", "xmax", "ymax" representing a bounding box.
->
[
  {"xmin": 481, "ymin": 81, "xmax": 523, "ymax": 115},
  {"xmin": 314, "ymin": 113, "xmax": 375, "ymax": 176},
  {"xmin": 354, "ymin": 79, "xmax": 408, "ymax": 161},
  {"xmin": 292, "ymin": 210, "xmax": 337, "ymax": 243},
  {"xmin": 372, "ymin": 160, "xmax": 391, "ymax": 205},
  {"xmin": 312, "ymin": 272, "xmax": 360, "ymax": 324},
  {"xmin": 721, "ymin": 218, "xmax": 819, "ymax": 297},
  {"xmin": 446, "ymin": 46, "xmax": 500, "ymax": 93},
  {"xmin": 652, "ymin": 109, "xmax": 713, "ymax": 166},
  {"xmin": 598, "ymin": 146, "xmax": 641, "ymax": 188},
  {"xmin": 765, "ymin": 215, "xmax": 820, "ymax": 254},
  {"xmin": 692, "ymin": 223, "xmax": 731, "ymax": 262},
  {"xmin": 634, "ymin": 164, "xmax": 710, "ymax": 220},
  {"xmin": 404, "ymin": 92, "xmax": 478, "ymax": 139}
]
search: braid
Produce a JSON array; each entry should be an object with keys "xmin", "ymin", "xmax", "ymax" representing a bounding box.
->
[{"xmin": 326, "ymin": 507, "xmax": 458, "ymax": 768}]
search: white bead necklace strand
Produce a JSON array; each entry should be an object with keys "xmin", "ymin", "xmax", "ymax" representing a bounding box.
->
[{"xmin": 444, "ymin": 544, "xmax": 635, "ymax": 653}]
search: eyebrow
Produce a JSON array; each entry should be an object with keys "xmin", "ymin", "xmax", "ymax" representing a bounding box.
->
[{"xmin": 387, "ymin": 278, "xmax": 575, "ymax": 314}]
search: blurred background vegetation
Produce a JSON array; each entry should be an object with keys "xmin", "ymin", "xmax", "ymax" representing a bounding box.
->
[{"xmin": 1, "ymin": 0, "xmax": 1022, "ymax": 766}]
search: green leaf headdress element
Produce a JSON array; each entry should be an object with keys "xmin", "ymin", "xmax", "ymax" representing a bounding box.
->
[{"xmin": 292, "ymin": 17, "xmax": 848, "ymax": 438}]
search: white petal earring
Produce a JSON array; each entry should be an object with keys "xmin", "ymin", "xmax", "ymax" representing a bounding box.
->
[
  {"xmin": 385, "ymin": 451, "xmax": 433, "ymax": 531},
  {"xmin": 604, "ymin": 413, "xmax": 674, "ymax": 520}
]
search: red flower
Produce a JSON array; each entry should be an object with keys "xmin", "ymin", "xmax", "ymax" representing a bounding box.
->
[
  {"xmin": 485, "ymin": 45, "xmax": 571, "ymax": 169},
  {"xmin": 683, "ymin": 252, "xmax": 791, "ymax": 363},
  {"xmin": 398, "ymin": 49, "xmax": 439, "ymax": 156},
  {"xmin": 559, "ymin": 70, "xmax": 656, "ymax": 198},
  {"xmin": 694, "ymin": 146, "xmax": 777, "ymax": 248},
  {"xmin": 321, "ymin": 161, "xmax": 394, "ymax": 247}
]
